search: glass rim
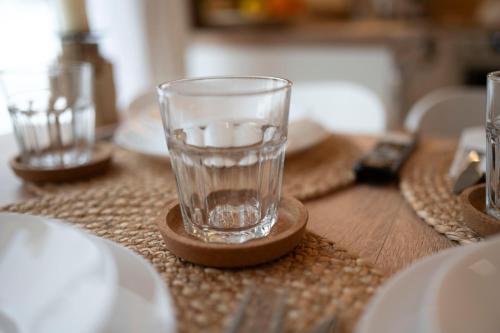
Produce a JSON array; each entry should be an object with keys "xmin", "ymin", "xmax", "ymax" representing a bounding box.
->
[
  {"xmin": 157, "ymin": 75, "xmax": 292, "ymax": 97},
  {"xmin": 488, "ymin": 71, "xmax": 500, "ymax": 82}
]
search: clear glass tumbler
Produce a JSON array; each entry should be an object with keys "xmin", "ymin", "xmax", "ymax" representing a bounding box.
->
[
  {"xmin": 1, "ymin": 63, "xmax": 95, "ymax": 168},
  {"xmin": 486, "ymin": 71, "xmax": 500, "ymax": 218},
  {"xmin": 157, "ymin": 76, "xmax": 292, "ymax": 243}
]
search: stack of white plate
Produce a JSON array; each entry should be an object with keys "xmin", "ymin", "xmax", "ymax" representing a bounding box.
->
[
  {"xmin": 356, "ymin": 235, "xmax": 500, "ymax": 333},
  {"xmin": 114, "ymin": 93, "xmax": 330, "ymax": 159},
  {"xmin": 0, "ymin": 213, "xmax": 176, "ymax": 333}
]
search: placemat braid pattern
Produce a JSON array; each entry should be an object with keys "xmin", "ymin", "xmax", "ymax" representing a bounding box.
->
[
  {"xmin": 400, "ymin": 148, "xmax": 481, "ymax": 244},
  {"xmin": 2, "ymin": 183, "xmax": 384, "ymax": 333},
  {"xmin": 283, "ymin": 135, "xmax": 361, "ymax": 199},
  {"xmin": 27, "ymin": 135, "xmax": 362, "ymax": 201}
]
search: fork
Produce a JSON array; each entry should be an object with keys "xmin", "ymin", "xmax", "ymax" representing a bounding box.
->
[
  {"xmin": 224, "ymin": 287, "xmax": 287, "ymax": 333},
  {"xmin": 307, "ymin": 316, "xmax": 338, "ymax": 333}
]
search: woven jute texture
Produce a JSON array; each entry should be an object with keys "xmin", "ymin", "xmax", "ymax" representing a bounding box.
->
[
  {"xmin": 2, "ymin": 180, "xmax": 384, "ymax": 333},
  {"xmin": 27, "ymin": 135, "xmax": 361, "ymax": 201},
  {"xmin": 400, "ymin": 147, "xmax": 481, "ymax": 244},
  {"xmin": 3, "ymin": 135, "xmax": 380, "ymax": 332}
]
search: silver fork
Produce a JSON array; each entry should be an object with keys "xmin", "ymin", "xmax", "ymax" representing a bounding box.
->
[
  {"xmin": 307, "ymin": 316, "xmax": 338, "ymax": 333},
  {"xmin": 225, "ymin": 287, "xmax": 287, "ymax": 333}
]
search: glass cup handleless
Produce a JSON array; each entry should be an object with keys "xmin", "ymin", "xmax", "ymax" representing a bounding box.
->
[
  {"xmin": 486, "ymin": 71, "xmax": 500, "ymax": 218},
  {"xmin": 1, "ymin": 63, "xmax": 95, "ymax": 169},
  {"xmin": 157, "ymin": 76, "xmax": 292, "ymax": 243}
]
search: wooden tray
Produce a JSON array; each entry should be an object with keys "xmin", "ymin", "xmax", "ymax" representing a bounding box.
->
[
  {"xmin": 460, "ymin": 184, "xmax": 500, "ymax": 236},
  {"xmin": 10, "ymin": 143, "xmax": 112, "ymax": 183},
  {"xmin": 156, "ymin": 196, "xmax": 308, "ymax": 268}
]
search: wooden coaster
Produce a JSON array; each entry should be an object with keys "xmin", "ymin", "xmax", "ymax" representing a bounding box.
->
[
  {"xmin": 156, "ymin": 196, "xmax": 308, "ymax": 268},
  {"xmin": 460, "ymin": 184, "xmax": 500, "ymax": 236},
  {"xmin": 10, "ymin": 143, "xmax": 112, "ymax": 183}
]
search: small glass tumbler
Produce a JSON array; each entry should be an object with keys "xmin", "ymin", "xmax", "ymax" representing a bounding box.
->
[
  {"xmin": 486, "ymin": 71, "xmax": 500, "ymax": 218},
  {"xmin": 1, "ymin": 63, "xmax": 95, "ymax": 169},
  {"xmin": 157, "ymin": 76, "xmax": 292, "ymax": 243}
]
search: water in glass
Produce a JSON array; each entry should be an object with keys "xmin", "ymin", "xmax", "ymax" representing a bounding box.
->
[
  {"xmin": 168, "ymin": 118, "xmax": 286, "ymax": 243},
  {"xmin": 487, "ymin": 120, "xmax": 500, "ymax": 218},
  {"xmin": 486, "ymin": 71, "xmax": 500, "ymax": 219},
  {"xmin": 9, "ymin": 95, "xmax": 95, "ymax": 168},
  {"xmin": 2, "ymin": 63, "xmax": 95, "ymax": 169}
]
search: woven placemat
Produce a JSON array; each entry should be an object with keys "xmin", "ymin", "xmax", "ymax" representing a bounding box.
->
[
  {"xmin": 27, "ymin": 135, "xmax": 362, "ymax": 201},
  {"xmin": 2, "ymin": 181, "xmax": 384, "ymax": 333},
  {"xmin": 283, "ymin": 135, "xmax": 361, "ymax": 199},
  {"xmin": 400, "ymin": 147, "xmax": 481, "ymax": 244}
]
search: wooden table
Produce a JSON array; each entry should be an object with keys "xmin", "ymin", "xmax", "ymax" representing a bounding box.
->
[{"xmin": 0, "ymin": 133, "xmax": 454, "ymax": 275}]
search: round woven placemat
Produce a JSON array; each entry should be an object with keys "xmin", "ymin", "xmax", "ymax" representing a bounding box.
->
[
  {"xmin": 2, "ymin": 182, "xmax": 384, "ymax": 333},
  {"xmin": 400, "ymin": 147, "xmax": 481, "ymax": 244},
  {"xmin": 27, "ymin": 135, "xmax": 361, "ymax": 201},
  {"xmin": 283, "ymin": 135, "xmax": 361, "ymax": 199}
]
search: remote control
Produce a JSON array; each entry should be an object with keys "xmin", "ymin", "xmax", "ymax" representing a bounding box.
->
[{"xmin": 354, "ymin": 132, "xmax": 417, "ymax": 183}]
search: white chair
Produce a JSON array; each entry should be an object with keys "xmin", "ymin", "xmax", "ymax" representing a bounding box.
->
[
  {"xmin": 186, "ymin": 42, "xmax": 398, "ymax": 131},
  {"xmin": 404, "ymin": 87, "xmax": 486, "ymax": 137},
  {"xmin": 292, "ymin": 81, "xmax": 387, "ymax": 134}
]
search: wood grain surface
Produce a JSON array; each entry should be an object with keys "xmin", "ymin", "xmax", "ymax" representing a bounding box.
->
[
  {"xmin": 305, "ymin": 136, "xmax": 455, "ymax": 275},
  {"xmin": 0, "ymin": 134, "xmax": 456, "ymax": 276}
]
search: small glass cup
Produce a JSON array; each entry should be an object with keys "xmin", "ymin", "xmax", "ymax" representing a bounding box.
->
[
  {"xmin": 1, "ymin": 63, "xmax": 95, "ymax": 169},
  {"xmin": 486, "ymin": 71, "xmax": 500, "ymax": 218},
  {"xmin": 157, "ymin": 76, "xmax": 292, "ymax": 243}
]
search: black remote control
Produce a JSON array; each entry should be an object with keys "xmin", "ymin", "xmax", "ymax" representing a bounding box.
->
[{"xmin": 354, "ymin": 132, "xmax": 417, "ymax": 183}]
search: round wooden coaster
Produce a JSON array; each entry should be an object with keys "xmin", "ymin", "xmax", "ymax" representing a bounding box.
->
[
  {"xmin": 460, "ymin": 184, "xmax": 500, "ymax": 236},
  {"xmin": 10, "ymin": 143, "xmax": 112, "ymax": 183},
  {"xmin": 156, "ymin": 196, "xmax": 308, "ymax": 268}
]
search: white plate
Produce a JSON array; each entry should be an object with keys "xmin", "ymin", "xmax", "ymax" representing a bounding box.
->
[
  {"xmin": 114, "ymin": 117, "xmax": 329, "ymax": 159},
  {"xmin": 288, "ymin": 118, "xmax": 330, "ymax": 154},
  {"xmin": 355, "ymin": 247, "xmax": 462, "ymax": 333},
  {"xmin": 421, "ymin": 236, "xmax": 500, "ymax": 333},
  {"xmin": 0, "ymin": 213, "xmax": 176, "ymax": 333},
  {"xmin": 114, "ymin": 120, "xmax": 168, "ymax": 159},
  {"xmin": 0, "ymin": 213, "xmax": 117, "ymax": 333},
  {"xmin": 96, "ymin": 237, "xmax": 176, "ymax": 333},
  {"xmin": 115, "ymin": 94, "xmax": 329, "ymax": 159}
]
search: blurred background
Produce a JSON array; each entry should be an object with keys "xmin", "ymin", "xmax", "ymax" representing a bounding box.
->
[{"xmin": 1, "ymin": 0, "xmax": 500, "ymax": 136}]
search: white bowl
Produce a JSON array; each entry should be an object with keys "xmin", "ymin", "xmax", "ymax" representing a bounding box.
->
[
  {"xmin": 355, "ymin": 246, "xmax": 461, "ymax": 333},
  {"xmin": 421, "ymin": 235, "xmax": 500, "ymax": 333}
]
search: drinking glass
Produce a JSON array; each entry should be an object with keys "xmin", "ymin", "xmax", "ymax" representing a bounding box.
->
[
  {"xmin": 486, "ymin": 71, "xmax": 500, "ymax": 218},
  {"xmin": 157, "ymin": 76, "xmax": 292, "ymax": 243},
  {"xmin": 1, "ymin": 63, "xmax": 95, "ymax": 168}
]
